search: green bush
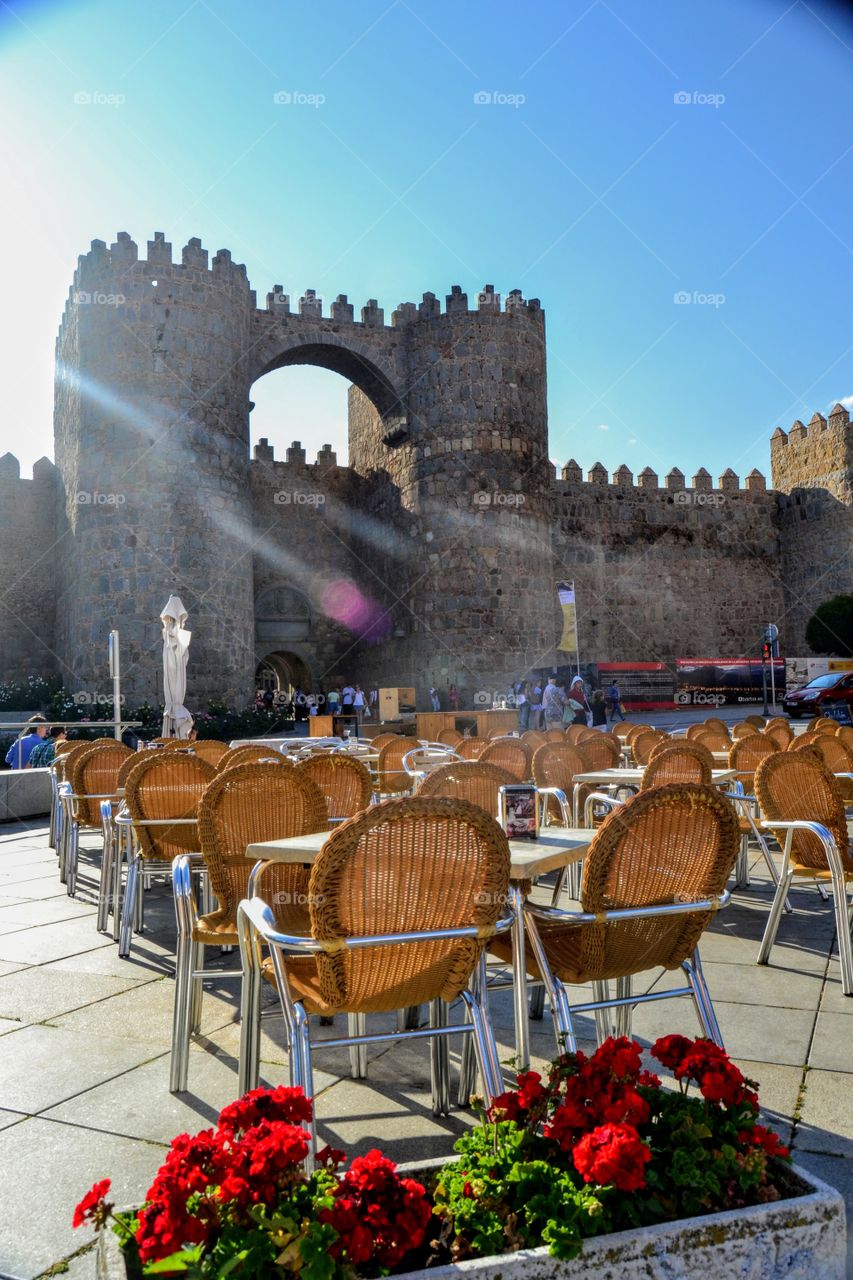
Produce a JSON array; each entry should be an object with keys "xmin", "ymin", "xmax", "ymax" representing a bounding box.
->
[{"xmin": 805, "ymin": 594, "xmax": 853, "ymax": 657}]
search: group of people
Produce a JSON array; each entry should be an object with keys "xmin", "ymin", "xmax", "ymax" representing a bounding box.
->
[
  {"xmin": 515, "ymin": 675, "xmax": 627, "ymax": 731},
  {"xmin": 3, "ymin": 716, "xmax": 67, "ymax": 769},
  {"xmin": 253, "ymin": 684, "xmax": 373, "ymax": 721}
]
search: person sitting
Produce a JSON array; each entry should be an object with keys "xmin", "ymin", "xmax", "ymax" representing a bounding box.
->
[
  {"xmin": 5, "ymin": 715, "xmax": 48, "ymax": 769},
  {"xmin": 29, "ymin": 725, "xmax": 66, "ymax": 768}
]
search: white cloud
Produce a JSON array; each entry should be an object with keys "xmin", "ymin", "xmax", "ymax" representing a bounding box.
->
[
  {"xmin": 839, "ymin": 395, "xmax": 853, "ymax": 410},
  {"xmin": 596, "ymin": 423, "xmax": 609, "ymax": 431},
  {"xmin": 628, "ymin": 437, "xmax": 637, "ymax": 445}
]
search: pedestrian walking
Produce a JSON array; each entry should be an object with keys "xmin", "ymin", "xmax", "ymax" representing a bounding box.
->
[
  {"xmin": 542, "ymin": 676, "xmax": 567, "ymax": 730},
  {"xmin": 516, "ymin": 680, "xmax": 532, "ymax": 731},
  {"xmin": 567, "ymin": 674, "xmax": 590, "ymax": 726},
  {"xmin": 607, "ymin": 681, "xmax": 627, "ymax": 722},
  {"xmin": 429, "ymin": 686, "xmax": 441, "ymax": 712},
  {"xmin": 590, "ymin": 689, "xmax": 608, "ymax": 727}
]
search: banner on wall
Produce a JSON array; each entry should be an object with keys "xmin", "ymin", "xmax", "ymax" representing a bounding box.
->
[{"xmin": 556, "ymin": 581, "xmax": 578, "ymax": 654}]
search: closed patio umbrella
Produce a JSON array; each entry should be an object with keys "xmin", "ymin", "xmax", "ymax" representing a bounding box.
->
[{"xmin": 160, "ymin": 595, "xmax": 193, "ymax": 739}]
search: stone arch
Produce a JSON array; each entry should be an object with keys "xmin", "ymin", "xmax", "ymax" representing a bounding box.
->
[
  {"xmin": 255, "ymin": 648, "xmax": 313, "ymax": 695},
  {"xmin": 249, "ymin": 332, "xmax": 406, "ymax": 424}
]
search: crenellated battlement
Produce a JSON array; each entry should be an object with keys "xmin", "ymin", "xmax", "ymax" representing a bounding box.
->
[
  {"xmin": 551, "ymin": 458, "xmax": 769, "ymax": 498},
  {"xmin": 0, "ymin": 454, "xmax": 58, "ymax": 487},
  {"xmin": 250, "ymin": 438, "xmax": 352, "ymax": 476},
  {"xmin": 770, "ymin": 404, "xmax": 853, "ymax": 502},
  {"xmin": 770, "ymin": 404, "xmax": 851, "ymax": 449}
]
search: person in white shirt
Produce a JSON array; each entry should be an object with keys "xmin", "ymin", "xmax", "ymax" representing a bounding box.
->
[
  {"xmin": 341, "ymin": 684, "xmax": 355, "ymax": 709},
  {"xmin": 353, "ymin": 685, "xmax": 366, "ymax": 720}
]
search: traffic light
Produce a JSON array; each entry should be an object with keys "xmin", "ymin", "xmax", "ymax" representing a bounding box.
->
[{"xmin": 762, "ymin": 642, "xmax": 772, "ymax": 663}]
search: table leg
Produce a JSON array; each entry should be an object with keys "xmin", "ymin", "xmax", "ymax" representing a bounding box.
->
[{"xmin": 510, "ymin": 884, "xmax": 530, "ymax": 1071}]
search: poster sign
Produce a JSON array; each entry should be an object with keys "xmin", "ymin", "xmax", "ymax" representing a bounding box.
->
[
  {"xmin": 596, "ymin": 662, "xmax": 675, "ymax": 711},
  {"xmin": 556, "ymin": 581, "xmax": 578, "ymax": 654},
  {"xmin": 675, "ymin": 658, "xmax": 786, "ymax": 706}
]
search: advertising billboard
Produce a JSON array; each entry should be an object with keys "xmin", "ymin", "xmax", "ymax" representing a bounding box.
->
[
  {"xmin": 596, "ymin": 662, "xmax": 676, "ymax": 711},
  {"xmin": 675, "ymin": 658, "xmax": 786, "ymax": 707}
]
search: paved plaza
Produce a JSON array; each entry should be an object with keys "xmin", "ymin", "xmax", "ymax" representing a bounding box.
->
[{"xmin": 0, "ymin": 816, "xmax": 850, "ymax": 1279}]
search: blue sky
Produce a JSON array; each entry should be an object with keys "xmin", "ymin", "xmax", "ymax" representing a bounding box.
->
[{"xmin": 1, "ymin": 0, "xmax": 852, "ymax": 482}]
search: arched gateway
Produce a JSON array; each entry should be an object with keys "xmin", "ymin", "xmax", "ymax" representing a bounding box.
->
[{"xmin": 51, "ymin": 231, "xmax": 557, "ymax": 709}]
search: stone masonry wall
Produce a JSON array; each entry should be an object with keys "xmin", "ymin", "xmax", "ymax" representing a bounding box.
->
[
  {"xmin": 0, "ymin": 456, "xmax": 59, "ymax": 686},
  {"xmin": 771, "ymin": 405, "xmax": 853, "ymax": 652}
]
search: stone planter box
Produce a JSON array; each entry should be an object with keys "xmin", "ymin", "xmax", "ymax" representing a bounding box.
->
[{"xmin": 97, "ymin": 1160, "xmax": 846, "ymax": 1280}]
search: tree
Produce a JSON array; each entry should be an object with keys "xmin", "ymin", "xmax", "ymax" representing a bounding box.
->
[{"xmin": 805, "ymin": 594, "xmax": 853, "ymax": 657}]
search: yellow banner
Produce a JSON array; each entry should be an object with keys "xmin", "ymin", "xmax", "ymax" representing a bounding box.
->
[{"xmin": 557, "ymin": 581, "xmax": 578, "ymax": 653}]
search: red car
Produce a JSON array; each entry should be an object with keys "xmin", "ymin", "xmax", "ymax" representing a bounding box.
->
[{"xmin": 783, "ymin": 671, "xmax": 853, "ymax": 720}]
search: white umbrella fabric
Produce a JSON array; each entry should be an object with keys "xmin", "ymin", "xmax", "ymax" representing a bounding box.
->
[{"xmin": 160, "ymin": 595, "xmax": 193, "ymax": 739}]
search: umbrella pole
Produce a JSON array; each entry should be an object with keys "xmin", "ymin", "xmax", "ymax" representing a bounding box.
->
[{"xmin": 109, "ymin": 629, "xmax": 122, "ymax": 742}]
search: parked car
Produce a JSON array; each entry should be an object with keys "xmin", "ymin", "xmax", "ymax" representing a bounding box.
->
[{"xmin": 783, "ymin": 670, "xmax": 853, "ymax": 719}]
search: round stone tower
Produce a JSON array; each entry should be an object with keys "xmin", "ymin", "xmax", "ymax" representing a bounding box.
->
[
  {"xmin": 348, "ymin": 285, "xmax": 557, "ymax": 700},
  {"xmin": 54, "ymin": 233, "xmax": 256, "ymax": 706}
]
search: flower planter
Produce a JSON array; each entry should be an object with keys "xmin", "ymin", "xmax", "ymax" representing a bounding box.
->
[{"xmin": 96, "ymin": 1160, "xmax": 846, "ymax": 1280}]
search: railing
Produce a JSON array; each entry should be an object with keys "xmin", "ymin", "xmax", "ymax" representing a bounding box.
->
[{"xmin": 1, "ymin": 720, "xmax": 144, "ymax": 769}]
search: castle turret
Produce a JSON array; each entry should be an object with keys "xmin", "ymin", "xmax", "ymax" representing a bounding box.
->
[{"xmin": 54, "ymin": 233, "xmax": 257, "ymax": 705}]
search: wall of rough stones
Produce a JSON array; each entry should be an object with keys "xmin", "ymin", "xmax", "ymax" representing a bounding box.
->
[
  {"xmin": 0, "ymin": 456, "xmax": 59, "ymax": 686},
  {"xmin": 771, "ymin": 405, "xmax": 853, "ymax": 652},
  {"xmin": 3, "ymin": 228, "xmax": 851, "ymax": 711},
  {"xmin": 550, "ymin": 462, "xmax": 784, "ymax": 663}
]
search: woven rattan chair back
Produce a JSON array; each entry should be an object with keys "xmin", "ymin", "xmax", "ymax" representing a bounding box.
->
[
  {"xmin": 765, "ymin": 716, "xmax": 788, "ymax": 731},
  {"xmin": 123, "ymin": 751, "xmax": 216, "ymax": 861},
  {"xmin": 612, "ymin": 722, "xmax": 634, "ymax": 743},
  {"xmin": 190, "ymin": 739, "xmax": 230, "ymax": 765},
  {"xmin": 703, "ymin": 718, "xmax": 729, "ymax": 735},
  {"xmin": 217, "ymin": 744, "xmax": 287, "ymax": 770},
  {"xmin": 764, "ymin": 723, "xmax": 793, "ymax": 750},
  {"xmin": 371, "ymin": 734, "xmax": 401, "ymax": 751},
  {"xmin": 648, "ymin": 737, "xmax": 712, "ymax": 771},
  {"xmin": 685, "ymin": 724, "xmax": 708, "ymax": 742},
  {"xmin": 116, "ymin": 753, "xmax": 143, "ymax": 790},
  {"xmin": 632, "ymin": 730, "xmax": 669, "ymax": 765},
  {"xmin": 562, "ymin": 784, "xmax": 739, "ymax": 982},
  {"xmin": 835, "ymin": 725, "xmax": 853, "ymax": 751},
  {"xmin": 304, "ymin": 796, "xmax": 511, "ymax": 1012},
  {"xmin": 728, "ymin": 733, "xmax": 777, "ymax": 781},
  {"xmin": 696, "ymin": 730, "xmax": 732, "ymax": 753},
  {"xmin": 521, "ymin": 730, "xmax": 547, "ymax": 751},
  {"xmin": 625, "ymin": 723, "xmax": 652, "ymax": 745},
  {"xmin": 574, "ymin": 727, "xmax": 600, "ymax": 744},
  {"xmin": 294, "ymin": 753, "xmax": 372, "ymax": 821},
  {"xmin": 754, "ymin": 752, "xmax": 851, "ymax": 873},
  {"xmin": 812, "ymin": 717, "xmax": 842, "ymax": 734},
  {"xmin": 806, "ymin": 735, "xmax": 853, "ymax": 802},
  {"xmin": 201, "ymin": 763, "xmax": 327, "ymax": 932},
  {"xmin": 457, "ymin": 737, "xmax": 489, "ymax": 761},
  {"xmin": 531, "ymin": 743, "xmax": 588, "ymax": 792},
  {"xmin": 640, "ymin": 744, "xmax": 712, "ymax": 788},
  {"xmin": 732, "ymin": 722, "xmax": 758, "ymax": 740},
  {"xmin": 70, "ymin": 742, "xmax": 134, "ymax": 827},
  {"xmin": 377, "ymin": 736, "xmax": 421, "ymax": 794},
  {"xmin": 437, "ymin": 729, "xmax": 464, "ymax": 748},
  {"xmin": 57, "ymin": 738, "xmax": 112, "ymax": 784},
  {"xmin": 787, "ymin": 732, "xmax": 823, "ymax": 753},
  {"xmin": 564, "ymin": 725, "xmax": 589, "ymax": 745},
  {"xmin": 479, "ymin": 737, "xmax": 532, "ymax": 781},
  {"xmin": 743, "ymin": 715, "xmax": 767, "ymax": 728},
  {"xmin": 418, "ymin": 761, "xmax": 515, "ymax": 818},
  {"xmin": 575, "ymin": 733, "xmax": 621, "ymax": 771}
]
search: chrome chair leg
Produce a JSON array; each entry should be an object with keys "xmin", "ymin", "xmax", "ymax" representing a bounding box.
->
[
  {"xmin": 293, "ymin": 1003, "xmax": 317, "ymax": 1155},
  {"xmin": 189, "ymin": 941, "xmax": 204, "ymax": 1033},
  {"xmin": 591, "ymin": 980, "xmax": 611, "ymax": 1045},
  {"xmin": 457, "ymin": 1000, "xmax": 478, "ymax": 1107},
  {"xmin": 237, "ymin": 916, "xmax": 263, "ymax": 1095},
  {"xmin": 347, "ymin": 1013, "xmax": 368, "ymax": 1079},
  {"xmin": 397, "ymin": 1004, "xmax": 420, "ymax": 1030},
  {"xmin": 170, "ymin": 926, "xmax": 195, "ymax": 1093},
  {"xmin": 429, "ymin": 999, "xmax": 450, "ymax": 1116},
  {"xmin": 735, "ymin": 833, "xmax": 750, "ymax": 889},
  {"xmin": 119, "ymin": 854, "xmax": 141, "ymax": 957},
  {"xmin": 757, "ymin": 867, "xmax": 794, "ymax": 966},
  {"xmin": 111, "ymin": 823, "xmax": 127, "ymax": 942},
  {"xmin": 832, "ymin": 872, "xmax": 853, "ymax": 996},
  {"xmin": 683, "ymin": 949, "xmax": 724, "ymax": 1047},
  {"xmin": 97, "ymin": 802, "xmax": 113, "ymax": 933},
  {"xmin": 614, "ymin": 976, "xmax": 633, "ymax": 1038},
  {"xmin": 460, "ymin": 956, "xmax": 503, "ymax": 1103}
]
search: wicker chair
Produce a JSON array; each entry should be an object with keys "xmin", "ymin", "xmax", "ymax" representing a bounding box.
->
[
  {"xmin": 754, "ymin": 752, "xmax": 853, "ymax": 993},
  {"xmin": 419, "ymin": 760, "xmax": 515, "ymax": 819},
  {"xmin": 437, "ymin": 729, "xmax": 464, "ymax": 748},
  {"xmin": 611, "ymin": 722, "xmax": 634, "ymax": 743},
  {"xmin": 640, "ymin": 744, "xmax": 711, "ymax": 788},
  {"xmin": 491, "ymin": 783, "xmax": 739, "ymax": 1049},
  {"xmin": 787, "ymin": 732, "xmax": 823, "ymax": 753},
  {"xmin": 703, "ymin": 718, "xmax": 729, "ymax": 735},
  {"xmin": 764, "ymin": 723, "xmax": 793, "ymax": 750},
  {"xmin": 685, "ymin": 724, "xmax": 709, "ymax": 742},
  {"xmin": 804, "ymin": 735, "xmax": 853, "ymax": 803},
  {"xmin": 574, "ymin": 727, "xmax": 599, "ymax": 744},
  {"xmin": 696, "ymin": 730, "xmax": 732, "ymax": 753},
  {"xmin": 649, "ymin": 737, "xmax": 715, "ymax": 775},
  {"xmin": 99, "ymin": 752, "xmax": 152, "ymax": 939},
  {"xmin": 765, "ymin": 716, "xmax": 789, "ymax": 732},
  {"xmin": 631, "ymin": 729, "xmax": 669, "ymax": 765},
  {"xmin": 532, "ymin": 743, "xmax": 589, "ymax": 827},
  {"xmin": 726, "ymin": 734, "xmax": 781, "ymax": 888},
  {"xmin": 56, "ymin": 739, "xmax": 115, "ymax": 883},
  {"xmin": 62, "ymin": 742, "xmax": 134, "ymax": 899},
  {"xmin": 575, "ymin": 733, "xmax": 621, "ymax": 771},
  {"xmin": 294, "ymin": 753, "xmax": 373, "ymax": 821},
  {"xmin": 544, "ymin": 727, "xmax": 567, "ymax": 743},
  {"xmin": 811, "ymin": 717, "xmax": 842, "ymax": 734},
  {"xmin": 480, "ymin": 737, "xmax": 532, "ymax": 781},
  {"xmin": 732, "ymin": 722, "xmax": 758, "ymax": 740},
  {"xmin": 237, "ymin": 796, "xmax": 513, "ymax": 1132},
  {"xmin": 625, "ymin": 723, "xmax": 652, "ymax": 744},
  {"xmin": 457, "ymin": 737, "xmax": 489, "ymax": 761},
  {"xmin": 190, "ymin": 739, "xmax": 230, "ymax": 765},
  {"xmin": 218, "ymin": 744, "xmax": 288, "ymax": 770},
  {"xmin": 119, "ymin": 752, "xmax": 216, "ymax": 957},
  {"xmin": 835, "ymin": 724, "xmax": 853, "ymax": 750},
  {"xmin": 170, "ymin": 763, "xmax": 328, "ymax": 1092},
  {"xmin": 565, "ymin": 725, "xmax": 590, "ymax": 746},
  {"xmin": 521, "ymin": 730, "xmax": 547, "ymax": 752},
  {"xmin": 376, "ymin": 736, "xmax": 421, "ymax": 797},
  {"xmin": 743, "ymin": 715, "xmax": 766, "ymax": 728},
  {"xmin": 371, "ymin": 733, "xmax": 403, "ymax": 751}
]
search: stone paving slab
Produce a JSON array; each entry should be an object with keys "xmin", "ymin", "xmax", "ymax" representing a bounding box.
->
[{"xmin": 0, "ymin": 822, "xmax": 849, "ymax": 1279}]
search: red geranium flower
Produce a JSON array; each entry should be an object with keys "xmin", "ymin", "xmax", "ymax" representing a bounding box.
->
[
  {"xmin": 651, "ymin": 1034, "xmax": 694, "ymax": 1071},
  {"xmin": 218, "ymin": 1085, "xmax": 313, "ymax": 1135},
  {"xmin": 739, "ymin": 1124, "xmax": 790, "ymax": 1160},
  {"xmin": 572, "ymin": 1123, "xmax": 651, "ymax": 1192},
  {"xmin": 72, "ymin": 1179, "xmax": 111, "ymax": 1229}
]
